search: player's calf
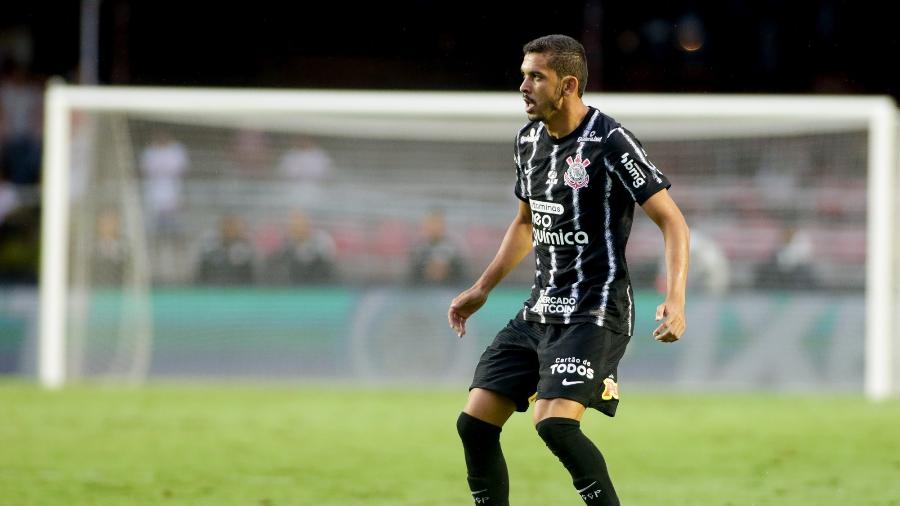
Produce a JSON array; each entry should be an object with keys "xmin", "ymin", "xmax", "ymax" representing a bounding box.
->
[
  {"xmin": 536, "ymin": 417, "xmax": 619, "ymax": 506},
  {"xmin": 457, "ymin": 412, "xmax": 510, "ymax": 505}
]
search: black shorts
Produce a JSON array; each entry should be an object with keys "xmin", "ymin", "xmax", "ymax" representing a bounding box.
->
[{"xmin": 469, "ymin": 318, "xmax": 631, "ymax": 417}]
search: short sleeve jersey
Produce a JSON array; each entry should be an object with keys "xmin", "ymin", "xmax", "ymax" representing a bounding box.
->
[{"xmin": 513, "ymin": 107, "xmax": 670, "ymax": 335}]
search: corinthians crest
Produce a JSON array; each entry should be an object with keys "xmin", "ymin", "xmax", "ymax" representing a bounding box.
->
[{"xmin": 564, "ymin": 154, "xmax": 590, "ymax": 190}]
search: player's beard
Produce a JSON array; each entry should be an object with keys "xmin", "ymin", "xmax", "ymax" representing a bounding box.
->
[{"xmin": 527, "ymin": 81, "xmax": 565, "ymax": 123}]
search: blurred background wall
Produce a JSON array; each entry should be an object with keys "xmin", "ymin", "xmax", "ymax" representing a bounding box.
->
[{"xmin": 0, "ymin": 1, "xmax": 896, "ymax": 387}]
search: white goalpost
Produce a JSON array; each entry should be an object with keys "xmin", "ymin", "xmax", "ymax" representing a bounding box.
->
[{"xmin": 39, "ymin": 83, "xmax": 897, "ymax": 398}]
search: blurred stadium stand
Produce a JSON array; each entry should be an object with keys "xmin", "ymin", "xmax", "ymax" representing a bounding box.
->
[{"xmin": 115, "ymin": 119, "xmax": 868, "ymax": 291}]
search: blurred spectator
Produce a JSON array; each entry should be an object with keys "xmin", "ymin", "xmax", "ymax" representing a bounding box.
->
[
  {"xmin": 91, "ymin": 210, "xmax": 127, "ymax": 286},
  {"xmin": 754, "ymin": 226, "xmax": 818, "ymax": 290},
  {"xmin": 0, "ymin": 203, "xmax": 39, "ymax": 285},
  {"xmin": 264, "ymin": 211, "xmax": 336, "ymax": 285},
  {"xmin": 656, "ymin": 228, "xmax": 729, "ymax": 295},
  {"xmin": 0, "ymin": 58, "xmax": 43, "ymax": 186},
  {"xmin": 139, "ymin": 129, "xmax": 189, "ymax": 236},
  {"xmin": 230, "ymin": 129, "xmax": 272, "ymax": 176},
  {"xmin": 408, "ymin": 210, "xmax": 466, "ymax": 286},
  {"xmin": 195, "ymin": 214, "xmax": 256, "ymax": 286},
  {"xmin": 277, "ymin": 135, "xmax": 333, "ymax": 187},
  {"xmin": 0, "ymin": 176, "xmax": 18, "ymax": 224}
]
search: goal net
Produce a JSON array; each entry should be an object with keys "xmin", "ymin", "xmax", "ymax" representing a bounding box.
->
[{"xmin": 40, "ymin": 85, "xmax": 898, "ymax": 398}]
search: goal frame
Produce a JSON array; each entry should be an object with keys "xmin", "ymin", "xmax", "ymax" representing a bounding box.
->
[{"xmin": 39, "ymin": 83, "xmax": 897, "ymax": 398}]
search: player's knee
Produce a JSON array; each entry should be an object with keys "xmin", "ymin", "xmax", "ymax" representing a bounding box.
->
[
  {"xmin": 535, "ymin": 416, "xmax": 581, "ymax": 450},
  {"xmin": 457, "ymin": 412, "xmax": 501, "ymax": 445}
]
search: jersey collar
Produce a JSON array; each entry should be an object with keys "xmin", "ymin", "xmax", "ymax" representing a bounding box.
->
[{"xmin": 545, "ymin": 106, "xmax": 595, "ymax": 145}]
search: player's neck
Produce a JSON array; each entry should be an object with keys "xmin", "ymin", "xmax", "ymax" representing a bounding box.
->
[{"xmin": 544, "ymin": 101, "xmax": 589, "ymax": 140}]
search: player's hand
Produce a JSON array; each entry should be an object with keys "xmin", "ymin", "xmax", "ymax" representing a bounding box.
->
[
  {"xmin": 448, "ymin": 285, "xmax": 489, "ymax": 338},
  {"xmin": 653, "ymin": 298, "xmax": 685, "ymax": 343}
]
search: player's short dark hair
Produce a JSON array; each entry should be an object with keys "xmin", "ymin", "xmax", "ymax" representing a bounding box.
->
[{"xmin": 523, "ymin": 35, "xmax": 588, "ymax": 97}]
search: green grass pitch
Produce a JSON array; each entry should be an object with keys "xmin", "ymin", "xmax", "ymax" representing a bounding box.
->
[{"xmin": 3, "ymin": 382, "xmax": 899, "ymax": 505}]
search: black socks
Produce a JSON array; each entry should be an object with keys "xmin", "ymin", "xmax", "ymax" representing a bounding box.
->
[
  {"xmin": 535, "ymin": 417, "xmax": 619, "ymax": 506},
  {"xmin": 458, "ymin": 413, "xmax": 619, "ymax": 505},
  {"xmin": 457, "ymin": 412, "xmax": 509, "ymax": 505}
]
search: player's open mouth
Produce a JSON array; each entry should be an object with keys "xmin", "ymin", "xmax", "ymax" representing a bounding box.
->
[{"xmin": 524, "ymin": 97, "xmax": 536, "ymax": 112}]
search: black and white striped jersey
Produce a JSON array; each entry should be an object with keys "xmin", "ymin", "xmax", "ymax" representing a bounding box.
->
[{"xmin": 513, "ymin": 107, "xmax": 670, "ymax": 335}]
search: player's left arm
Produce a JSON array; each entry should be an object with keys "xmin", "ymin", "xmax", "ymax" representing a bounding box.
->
[{"xmin": 640, "ymin": 189, "xmax": 690, "ymax": 343}]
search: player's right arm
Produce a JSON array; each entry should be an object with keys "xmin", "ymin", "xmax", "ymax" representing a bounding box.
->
[{"xmin": 448, "ymin": 200, "xmax": 533, "ymax": 337}]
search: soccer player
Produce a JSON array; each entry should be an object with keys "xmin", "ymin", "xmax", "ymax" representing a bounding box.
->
[{"xmin": 449, "ymin": 35, "xmax": 689, "ymax": 506}]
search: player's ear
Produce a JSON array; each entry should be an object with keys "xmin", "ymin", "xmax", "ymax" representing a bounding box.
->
[{"xmin": 562, "ymin": 76, "xmax": 579, "ymax": 97}]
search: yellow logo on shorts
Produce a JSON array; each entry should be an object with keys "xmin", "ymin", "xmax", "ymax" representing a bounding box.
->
[{"xmin": 601, "ymin": 377, "xmax": 619, "ymax": 401}]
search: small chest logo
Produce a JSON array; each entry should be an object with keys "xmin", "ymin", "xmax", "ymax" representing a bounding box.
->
[
  {"xmin": 520, "ymin": 127, "xmax": 539, "ymax": 144},
  {"xmin": 577, "ymin": 130, "xmax": 603, "ymax": 143},
  {"xmin": 564, "ymin": 154, "xmax": 590, "ymax": 190},
  {"xmin": 547, "ymin": 169, "xmax": 558, "ymax": 187}
]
